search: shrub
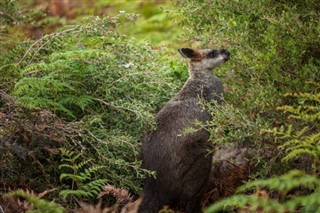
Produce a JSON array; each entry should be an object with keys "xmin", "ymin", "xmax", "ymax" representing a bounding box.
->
[
  {"xmin": 177, "ymin": 0, "xmax": 320, "ymax": 211},
  {"xmin": 176, "ymin": 0, "xmax": 320, "ymax": 174},
  {"xmin": 1, "ymin": 13, "xmax": 184, "ymax": 205}
]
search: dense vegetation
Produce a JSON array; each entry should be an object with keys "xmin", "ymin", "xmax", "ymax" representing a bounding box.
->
[
  {"xmin": 177, "ymin": 0, "xmax": 319, "ymax": 211},
  {"xmin": 0, "ymin": 0, "xmax": 319, "ymax": 212}
]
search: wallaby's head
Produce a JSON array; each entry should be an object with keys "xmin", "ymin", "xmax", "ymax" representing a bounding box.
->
[{"xmin": 178, "ymin": 48, "xmax": 230, "ymax": 74}]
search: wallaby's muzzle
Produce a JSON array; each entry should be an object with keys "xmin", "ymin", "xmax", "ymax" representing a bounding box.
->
[{"xmin": 221, "ymin": 49, "xmax": 230, "ymax": 62}]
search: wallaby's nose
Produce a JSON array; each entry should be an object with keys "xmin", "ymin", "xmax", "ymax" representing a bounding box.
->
[
  {"xmin": 221, "ymin": 49, "xmax": 230, "ymax": 61},
  {"xmin": 221, "ymin": 49, "xmax": 230, "ymax": 56}
]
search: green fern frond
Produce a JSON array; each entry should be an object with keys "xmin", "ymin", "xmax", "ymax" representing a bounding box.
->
[
  {"xmin": 20, "ymin": 62, "xmax": 48, "ymax": 77},
  {"xmin": 60, "ymin": 148, "xmax": 83, "ymax": 162},
  {"xmin": 79, "ymin": 165, "xmax": 106, "ymax": 178},
  {"xmin": 61, "ymin": 95, "xmax": 95, "ymax": 111},
  {"xmin": 286, "ymin": 190, "xmax": 320, "ymax": 213},
  {"xmin": 237, "ymin": 170, "xmax": 319, "ymax": 194},
  {"xmin": 80, "ymin": 179, "xmax": 109, "ymax": 195},
  {"xmin": 278, "ymin": 105, "xmax": 320, "ymax": 122},
  {"xmin": 59, "ymin": 148, "xmax": 76, "ymax": 158},
  {"xmin": 59, "ymin": 148, "xmax": 94, "ymax": 174},
  {"xmin": 49, "ymin": 49, "xmax": 115, "ymax": 62},
  {"xmin": 74, "ymin": 158, "xmax": 93, "ymax": 170},
  {"xmin": 14, "ymin": 76, "xmax": 74, "ymax": 96},
  {"xmin": 59, "ymin": 173, "xmax": 88, "ymax": 182},
  {"xmin": 59, "ymin": 189, "xmax": 93, "ymax": 200},
  {"xmin": 17, "ymin": 96, "xmax": 75, "ymax": 116},
  {"xmin": 278, "ymin": 92, "xmax": 320, "ymax": 122},
  {"xmin": 281, "ymin": 134, "xmax": 320, "ymax": 163},
  {"xmin": 59, "ymin": 149, "xmax": 108, "ymax": 200},
  {"xmin": 205, "ymin": 194, "xmax": 286, "ymax": 213},
  {"xmin": 4, "ymin": 189, "xmax": 65, "ymax": 213},
  {"xmin": 278, "ymin": 128, "xmax": 320, "ymax": 163},
  {"xmin": 59, "ymin": 179, "xmax": 109, "ymax": 200},
  {"xmin": 283, "ymin": 92, "xmax": 320, "ymax": 102},
  {"xmin": 264, "ymin": 89, "xmax": 320, "ymax": 171},
  {"xmin": 206, "ymin": 170, "xmax": 320, "ymax": 213}
]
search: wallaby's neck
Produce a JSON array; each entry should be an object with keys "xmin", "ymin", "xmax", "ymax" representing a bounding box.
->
[
  {"xmin": 172, "ymin": 65, "xmax": 223, "ymax": 102},
  {"xmin": 188, "ymin": 64, "xmax": 216, "ymax": 80}
]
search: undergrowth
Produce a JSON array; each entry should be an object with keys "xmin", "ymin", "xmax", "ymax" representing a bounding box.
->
[
  {"xmin": 1, "ymin": 11, "xmax": 183, "ymax": 208},
  {"xmin": 265, "ymin": 85, "xmax": 320, "ymax": 172},
  {"xmin": 177, "ymin": 0, "xmax": 319, "ymax": 174},
  {"xmin": 1, "ymin": 0, "xmax": 320, "ymax": 211},
  {"xmin": 3, "ymin": 189, "xmax": 65, "ymax": 213},
  {"xmin": 205, "ymin": 84, "xmax": 319, "ymax": 212},
  {"xmin": 178, "ymin": 1, "xmax": 320, "ymax": 212},
  {"xmin": 59, "ymin": 148, "xmax": 108, "ymax": 202},
  {"xmin": 206, "ymin": 170, "xmax": 320, "ymax": 213}
]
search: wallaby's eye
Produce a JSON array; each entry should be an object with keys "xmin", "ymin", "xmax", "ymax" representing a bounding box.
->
[{"xmin": 206, "ymin": 50, "xmax": 218, "ymax": 58}]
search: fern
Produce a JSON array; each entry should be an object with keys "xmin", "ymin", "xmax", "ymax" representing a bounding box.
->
[
  {"xmin": 48, "ymin": 49, "xmax": 115, "ymax": 62},
  {"xmin": 278, "ymin": 92, "xmax": 320, "ymax": 122},
  {"xmin": 59, "ymin": 179, "xmax": 110, "ymax": 199},
  {"xmin": 4, "ymin": 189, "xmax": 65, "ymax": 213},
  {"xmin": 17, "ymin": 96, "xmax": 75, "ymax": 118},
  {"xmin": 61, "ymin": 95, "xmax": 95, "ymax": 111},
  {"xmin": 280, "ymin": 130, "xmax": 320, "ymax": 164},
  {"xmin": 206, "ymin": 194, "xmax": 287, "ymax": 213},
  {"xmin": 59, "ymin": 148, "xmax": 108, "ymax": 200},
  {"xmin": 263, "ymin": 88, "xmax": 320, "ymax": 171},
  {"xmin": 206, "ymin": 170, "xmax": 320, "ymax": 213},
  {"xmin": 236, "ymin": 170, "xmax": 319, "ymax": 196}
]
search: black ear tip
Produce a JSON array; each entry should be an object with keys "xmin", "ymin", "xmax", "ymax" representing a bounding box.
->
[
  {"xmin": 178, "ymin": 48, "xmax": 197, "ymax": 59},
  {"xmin": 178, "ymin": 48, "xmax": 188, "ymax": 53},
  {"xmin": 179, "ymin": 48, "xmax": 191, "ymax": 51}
]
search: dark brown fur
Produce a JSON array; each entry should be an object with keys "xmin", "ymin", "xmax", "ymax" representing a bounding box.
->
[{"xmin": 138, "ymin": 48, "xmax": 230, "ymax": 213}]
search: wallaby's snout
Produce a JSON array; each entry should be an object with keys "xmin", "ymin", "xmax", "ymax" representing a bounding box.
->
[
  {"xmin": 220, "ymin": 49, "xmax": 230, "ymax": 61},
  {"xmin": 205, "ymin": 49, "xmax": 230, "ymax": 61}
]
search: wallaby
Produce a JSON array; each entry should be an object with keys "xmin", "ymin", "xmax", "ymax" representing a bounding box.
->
[{"xmin": 138, "ymin": 48, "xmax": 230, "ymax": 213}]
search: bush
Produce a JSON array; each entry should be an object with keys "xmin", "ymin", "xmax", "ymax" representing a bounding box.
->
[
  {"xmin": 1, "ymin": 13, "xmax": 185, "ymax": 206},
  {"xmin": 177, "ymin": 0, "xmax": 320, "ymax": 211},
  {"xmin": 176, "ymin": 0, "xmax": 319, "ymax": 174},
  {"xmin": 177, "ymin": 0, "xmax": 319, "ymax": 115}
]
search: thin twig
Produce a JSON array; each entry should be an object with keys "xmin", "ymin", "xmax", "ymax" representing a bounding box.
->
[
  {"xmin": 18, "ymin": 27, "xmax": 78, "ymax": 65},
  {"xmin": 84, "ymin": 130, "xmax": 106, "ymax": 160},
  {"xmin": 0, "ymin": 203, "xmax": 4, "ymax": 213},
  {"xmin": 29, "ymin": 28, "xmax": 81, "ymax": 64},
  {"xmin": 94, "ymin": 98, "xmax": 138, "ymax": 114}
]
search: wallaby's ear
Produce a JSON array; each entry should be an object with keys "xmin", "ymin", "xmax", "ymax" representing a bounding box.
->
[{"xmin": 178, "ymin": 48, "xmax": 198, "ymax": 59}]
